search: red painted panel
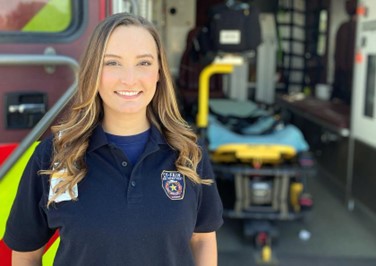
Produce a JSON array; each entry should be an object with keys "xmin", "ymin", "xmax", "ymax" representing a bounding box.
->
[
  {"xmin": 0, "ymin": 144, "xmax": 18, "ymax": 165},
  {"xmin": 0, "ymin": 0, "xmax": 104, "ymax": 144},
  {"xmin": 99, "ymin": 0, "xmax": 107, "ymax": 20},
  {"xmin": 0, "ymin": 231, "xmax": 60, "ymax": 266},
  {"xmin": 0, "ymin": 143, "xmax": 18, "ymax": 265},
  {"xmin": 0, "ymin": 240, "xmax": 11, "ymax": 266}
]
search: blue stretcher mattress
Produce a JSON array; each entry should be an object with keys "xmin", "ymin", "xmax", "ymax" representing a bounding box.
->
[{"xmin": 207, "ymin": 115, "xmax": 309, "ymax": 152}]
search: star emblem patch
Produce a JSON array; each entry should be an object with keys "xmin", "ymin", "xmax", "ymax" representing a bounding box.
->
[{"xmin": 161, "ymin": 170, "xmax": 186, "ymax": 200}]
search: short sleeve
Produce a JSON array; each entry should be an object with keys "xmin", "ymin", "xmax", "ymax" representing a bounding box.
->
[
  {"xmin": 194, "ymin": 144, "xmax": 223, "ymax": 232},
  {"xmin": 3, "ymin": 140, "xmax": 55, "ymax": 251}
]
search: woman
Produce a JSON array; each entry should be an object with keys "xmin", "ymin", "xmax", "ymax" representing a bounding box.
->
[{"xmin": 4, "ymin": 13, "xmax": 223, "ymax": 266}]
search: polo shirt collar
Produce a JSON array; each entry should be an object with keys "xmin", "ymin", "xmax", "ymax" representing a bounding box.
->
[
  {"xmin": 87, "ymin": 124, "xmax": 108, "ymax": 152},
  {"xmin": 87, "ymin": 123, "xmax": 167, "ymax": 153}
]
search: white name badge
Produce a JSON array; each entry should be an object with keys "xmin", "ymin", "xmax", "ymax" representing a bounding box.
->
[
  {"xmin": 219, "ymin": 30, "xmax": 241, "ymax": 45},
  {"xmin": 48, "ymin": 170, "xmax": 78, "ymax": 203}
]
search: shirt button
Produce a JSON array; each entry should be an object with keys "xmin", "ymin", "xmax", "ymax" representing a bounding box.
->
[
  {"xmin": 131, "ymin": 181, "xmax": 136, "ymax": 187},
  {"xmin": 121, "ymin": 161, "xmax": 128, "ymax": 167}
]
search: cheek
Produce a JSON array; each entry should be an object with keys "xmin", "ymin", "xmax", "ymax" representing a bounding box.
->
[
  {"xmin": 98, "ymin": 72, "xmax": 115, "ymax": 102},
  {"xmin": 99, "ymin": 68, "xmax": 121, "ymax": 89},
  {"xmin": 100, "ymin": 70, "xmax": 117, "ymax": 89},
  {"xmin": 142, "ymin": 70, "xmax": 159, "ymax": 86}
]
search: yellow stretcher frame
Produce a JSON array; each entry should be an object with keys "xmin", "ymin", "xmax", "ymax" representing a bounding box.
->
[
  {"xmin": 196, "ymin": 62, "xmax": 297, "ymax": 165},
  {"xmin": 195, "ymin": 62, "xmax": 309, "ymax": 264}
]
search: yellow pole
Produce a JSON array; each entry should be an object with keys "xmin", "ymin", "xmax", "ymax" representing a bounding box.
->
[{"xmin": 196, "ymin": 64, "xmax": 234, "ymax": 128}]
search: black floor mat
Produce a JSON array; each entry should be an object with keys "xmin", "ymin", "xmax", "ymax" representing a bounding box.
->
[
  {"xmin": 219, "ymin": 252, "xmax": 376, "ymax": 266},
  {"xmin": 278, "ymin": 255, "xmax": 376, "ymax": 266}
]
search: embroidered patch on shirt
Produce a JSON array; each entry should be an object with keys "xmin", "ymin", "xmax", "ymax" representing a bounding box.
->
[
  {"xmin": 48, "ymin": 169, "xmax": 78, "ymax": 203},
  {"xmin": 161, "ymin": 170, "xmax": 185, "ymax": 200}
]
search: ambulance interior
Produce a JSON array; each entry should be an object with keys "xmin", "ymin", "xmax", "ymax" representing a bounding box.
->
[{"xmin": 160, "ymin": 0, "xmax": 376, "ymax": 265}]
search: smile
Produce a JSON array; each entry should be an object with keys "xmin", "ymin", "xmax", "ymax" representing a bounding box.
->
[{"xmin": 116, "ymin": 91, "xmax": 141, "ymax": 96}]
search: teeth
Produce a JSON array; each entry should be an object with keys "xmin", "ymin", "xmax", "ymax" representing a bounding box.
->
[{"xmin": 117, "ymin": 91, "xmax": 139, "ymax": 96}]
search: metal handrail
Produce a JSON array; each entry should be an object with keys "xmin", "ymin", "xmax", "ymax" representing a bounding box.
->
[{"xmin": 0, "ymin": 54, "xmax": 79, "ymax": 180}]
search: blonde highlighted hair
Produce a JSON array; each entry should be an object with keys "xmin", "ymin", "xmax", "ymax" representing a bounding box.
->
[{"xmin": 42, "ymin": 12, "xmax": 211, "ymax": 206}]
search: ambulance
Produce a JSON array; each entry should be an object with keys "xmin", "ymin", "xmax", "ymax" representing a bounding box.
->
[{"xmin": 1, "ymin": 0, "xmax": 376, "ymax": 265}]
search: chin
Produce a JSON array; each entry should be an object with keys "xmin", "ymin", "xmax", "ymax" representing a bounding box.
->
[{"xmin": 119, "ymin": 107, "xmax": 145, "ymax": 115}]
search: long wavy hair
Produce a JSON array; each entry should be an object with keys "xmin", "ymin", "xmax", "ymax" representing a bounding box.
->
[{"xmin": 43, "ymin": 13, "xmax": 211, "ymax": 206}]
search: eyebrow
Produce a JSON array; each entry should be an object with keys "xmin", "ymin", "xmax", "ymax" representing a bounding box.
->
[{"xmin": 104, "ymin": 53, "xmax": 155, "ymax": 60}]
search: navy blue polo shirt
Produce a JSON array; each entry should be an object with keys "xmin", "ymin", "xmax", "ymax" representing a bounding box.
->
[{"xmin": 4, "ymin": 125, "xmax": 223, "ymax": 266}]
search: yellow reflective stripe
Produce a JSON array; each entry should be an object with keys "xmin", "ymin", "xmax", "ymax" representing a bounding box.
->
[
  {"xmin": 0, "ymin": 140, "xmax": 60, "ymax": 265},
  {"xmin": 42, "ymin": 237, "xmax": 60, "ymax": 266},
  {"xmin": 0, "ymin": 142, "xmax": 39, "ymax": 239},
  {"xmin": 22, "ymin": 0, "xmax": 71, "ymax": 32}
]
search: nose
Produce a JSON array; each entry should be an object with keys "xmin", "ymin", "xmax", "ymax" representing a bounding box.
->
[{"xmin": 120, "ymin": 67, "xmax": 136, "ymax": 86}]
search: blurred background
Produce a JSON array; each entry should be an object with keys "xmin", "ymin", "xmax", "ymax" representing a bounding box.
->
[{"xmin": 1, "ymin": 0, "xmax": 376, "ymax": 265}]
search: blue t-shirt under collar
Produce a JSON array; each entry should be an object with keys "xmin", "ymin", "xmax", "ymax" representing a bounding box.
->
[{"xmin": 105, "ymin": 128, "xmax": 151, "ymax": 166}]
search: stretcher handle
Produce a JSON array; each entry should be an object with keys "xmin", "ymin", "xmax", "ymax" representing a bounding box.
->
[{"xmin": 196, "ymin": 64, "xmax": 234, "ymax": 129}]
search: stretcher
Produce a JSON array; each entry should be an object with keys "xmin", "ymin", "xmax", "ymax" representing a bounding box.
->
[{"xmin": 196, "ymin": 63, "xmax": 315, "ymax": 264}]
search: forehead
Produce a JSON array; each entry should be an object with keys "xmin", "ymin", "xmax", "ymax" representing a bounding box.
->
[{"xmin": 105, "ymin": 25, "xmax": 158, "ymax": 56}]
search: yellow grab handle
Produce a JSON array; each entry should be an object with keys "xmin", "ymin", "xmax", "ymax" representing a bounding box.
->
[{"xmin": 196, "ymin": 64, "xmax": 234, "ymax": 128}]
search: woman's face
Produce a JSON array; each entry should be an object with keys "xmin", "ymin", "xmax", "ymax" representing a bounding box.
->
[{"xmin": 99, "ymin": 25, "xmax": 159, "ymax": 120}]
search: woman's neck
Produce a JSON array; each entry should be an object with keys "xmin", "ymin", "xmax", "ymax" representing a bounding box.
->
[{"xmin": 102, "ymin": 113, "xmax": 150, "ymax": 136}]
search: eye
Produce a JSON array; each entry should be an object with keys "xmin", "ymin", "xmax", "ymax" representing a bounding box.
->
[
  {"xmin": 104, "ymin": 60, "xmax": 120, "ymax": 66},
  {"xmin": 138, "ymin": 61, "xmax": 152, "ymax": 66}
]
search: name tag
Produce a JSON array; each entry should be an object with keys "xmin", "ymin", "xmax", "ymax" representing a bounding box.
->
[
  {"xmin": 48, "ymin": 170, "xmax": 78, "ymax": 203},
  {"xmin": 220, "ymin": 30, "xmax": 241, "ymax": 45}
]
